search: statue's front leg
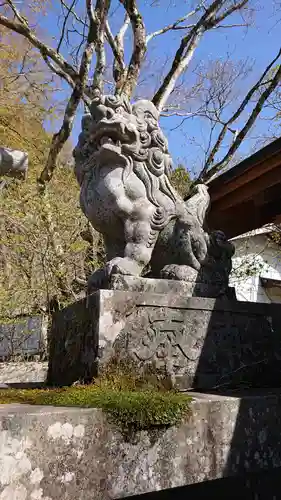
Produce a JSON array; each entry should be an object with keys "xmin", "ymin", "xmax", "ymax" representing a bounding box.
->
[
  {"xmin": 87, "ymin": 194, "xmax": 158, "ymax": 292},
  {"xmin": 106, "ymin": 216, "xmax": 157, "ymax": 278}
]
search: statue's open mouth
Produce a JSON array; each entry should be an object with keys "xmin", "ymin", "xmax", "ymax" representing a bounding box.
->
[
  {"xmin": 90, "ymin": 129, "xmax": 129, "ymax": 163},
  {"xmin": 98, "ymin": 135, "xmax": 122, "ymax": 152},
  {"xmin": 91, "ymin": 121, "xmax": 137, "ymax": 155},
  {"xmin": 95, "ymin": 136, "xmax": 123, "ymax": 159}
]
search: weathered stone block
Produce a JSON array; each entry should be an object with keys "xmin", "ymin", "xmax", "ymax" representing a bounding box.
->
[
  {"xmin": 48, "ymin": 289, "xmax": 281, "ymax": 390},
  {"xmin": 110, "ymin": 275, "xmax": 236, "ymax": 299},
  {"xmin": 0, "ymin": 362, "xmax": 48, "ymax": 385},
  {"xmin": 47, "ymin": 295, "xmax": 99, "ymax": 386},
  {"xmin": 0, "ymin": 316, "xmax": 46, "ymax": 359},
  {"xmin": 1, "ymin": 391, "xmax": 281, "ymax": 499}
]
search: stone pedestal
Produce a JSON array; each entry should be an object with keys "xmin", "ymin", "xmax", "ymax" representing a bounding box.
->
[
  {"xmin": 109, "ymin": 275, "xmax": 236, "ymax": 299},
  {"xmin": 47, "ymin": 283, "xmax": 281, "ymax": 389},
  {"xmin": 2, "ymin": 391, "xmax": 281, "ymax": 499}
]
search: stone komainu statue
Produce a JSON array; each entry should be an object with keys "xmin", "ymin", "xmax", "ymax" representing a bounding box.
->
[
  {"xmin": 73, "ymin": 93, "xmax": 234, "ymax": 295},
  {"xmin": 0, "ymin": 147, "xmax": 28, "ymax": 179}
]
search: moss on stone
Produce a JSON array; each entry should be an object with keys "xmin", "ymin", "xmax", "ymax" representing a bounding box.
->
[
  {"xmin": 0, "ymin": 358, "xmax": 191, "ymax": 430},
  {"xmin": 0, "ymin": 384, "xmax": 191, "ymax": 431},
  {"xmin": 97, "ymin": 355, "xmax": 178, "ymax": 392}
]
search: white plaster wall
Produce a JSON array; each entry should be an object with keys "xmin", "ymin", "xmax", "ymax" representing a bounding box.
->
[{"xmin": 230, "ymin": 232, "xmax": 281, "ymax": 303}]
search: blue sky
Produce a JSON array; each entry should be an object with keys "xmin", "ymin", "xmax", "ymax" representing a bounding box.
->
[{"xmin": 39, "ymin": 0, "xmax": 281, "ymax": 176}]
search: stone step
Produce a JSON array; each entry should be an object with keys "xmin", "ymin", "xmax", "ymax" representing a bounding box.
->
[{"xmin": 1, "ymin": 390, "xmax": 281, "ymax": 499}]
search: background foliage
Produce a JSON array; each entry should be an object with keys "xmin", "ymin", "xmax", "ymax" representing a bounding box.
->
[{"xmin": 1, "ymin": 1, "xmax": 281, "ymax": 315}]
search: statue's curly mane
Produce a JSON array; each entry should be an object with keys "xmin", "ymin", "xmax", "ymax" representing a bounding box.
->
[{"xmin": 74, "ymin": 94, "xmax": 180, "ymax": 229}]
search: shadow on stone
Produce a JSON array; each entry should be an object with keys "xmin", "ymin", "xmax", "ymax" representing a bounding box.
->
[
  {"xmin": 125, "ymin": 466, "xmax": 281, "ymax": 499},
  {"xmin": 222, "ymin": 389, "xmax": 281, "ymax": 476},
  {"xmin": 191, "ymin": 298, "xmax": 281, "ymax": 391},
  {"xmin": 47, "ymin": 294, "xmax": 99, "ymax": 386},
  {"xmin": 190, "ymin": 255, "xmax": 281, "ymax": 478}
]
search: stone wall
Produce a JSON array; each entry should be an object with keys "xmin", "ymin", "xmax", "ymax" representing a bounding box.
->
[
  {"xmin": 0, "ymin": 315, "xmax": 47, "ymax": 360},
  {"xmin": 48, "ymin": 290, "xmax": 281, "ymax": 390},
  {"xmin": 1, "ymin": 391, "xmax": 281, "ymax": 499},
  {"xmin": 0, "ymin": 315, "xmax": 48, "ymax": 386}
]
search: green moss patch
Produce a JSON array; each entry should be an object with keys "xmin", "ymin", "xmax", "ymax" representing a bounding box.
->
[
  {"xmin": 0, "ymin": 385, "xmax": 191, "ymax": 431},
  {"xmin": 0, "ymin": 358, "xmax": 191, "ymax": 431}
]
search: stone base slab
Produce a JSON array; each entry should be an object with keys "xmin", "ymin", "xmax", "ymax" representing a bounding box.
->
[
  {"xmin": 110, "ymin": 275, "xmax": 236, "ymax": 299},
  {"xmin": 1, "ymin": 391, "xmax": 281, "ymax": 499},
  {"xmin": 47, "ymin": 289, "xmax": 281, "ymax": 389},
  {"xmin": 0, "ymin": 362, "xmax": 48, "ymax": 386}
]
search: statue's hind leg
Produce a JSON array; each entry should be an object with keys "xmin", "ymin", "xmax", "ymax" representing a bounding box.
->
[{"xmin": 151, "ymin": 216, "xmax": 209, "ymax": 281}]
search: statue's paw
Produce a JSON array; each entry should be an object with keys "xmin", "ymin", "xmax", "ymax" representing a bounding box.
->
[
  {"xmin": 160, "ymin": 264, "xmax": 198, "ymax": 282},
  {"xmin": 106, "ymin": 257, "xmax": 141, "ymax": 277}
]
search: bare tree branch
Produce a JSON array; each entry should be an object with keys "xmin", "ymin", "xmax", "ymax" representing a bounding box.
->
[
  {"xmin": 0, "ymin": 11, "xmax": 79, "ymax": 83},
  {"xmin": 117, "ymin": 12, "xmax": 130, "ymax": 40},
  {"xmin": 211, "ymin": 0, "xmax": 248, "ymax": 25},
  {"xmin": 212, "ymin": 22, "xmax": 249, "ymax": 28},
  {"xmin": 116, "ymin": 0, "xmax": 146, "ymax": 98},
  {"xmin": 86, "ymin": 0, "xmax": 96, "ymax": 24},
  {"xmin": 41, "ymin": 53, "xmax": 91, "ymax": 110},
  {"xmin": 105, "ymin": 19, "xmax": 126, "ymax": 85},
  {"xmin": 202, "ymin": 61, "xmax": 281, "ymax": 181},
  {"xmin": 38, "ymin": 0, "xmax": 111, "ymax": 187},
  {"xmin": 152, "ymin": 0, "xmax": 226, "ymax": 111},
  {"xmin": 41, "ymin": 54, "xmax": 75, "ymax": 88},
  {"xmin": 57, "ymin": 0, "xmax": 77, "ymax": 53},
  {"xmin": 92, "ymin": 0, "xmax": 111, "ymax": 92},
  {"xmin": 2, "ymin": 0, "xmax": 278, "ymax": 189},
  {"xmin": 199, "ymin": 46, "xmax": 281, "ymax": 180},
  {"xmin": 146, "ymin": 5, "xmax": 204, "ymax": 43},
  {"xmin": 37, "ymin": 90, "xmax": 81, "ymax": 189},
  {"xmin": 92, "ymin": 30, "xmax": 106, "ymax": 91},
  {"xmin": 111, "ymin": 14, "xmax": 129, "ymax": 86},
  {"xmin": 152, "ymin": 0, "xmax": 250, "ymax": 112},
  {"xmin": 60, "ymin": 0, "xmax": 86, "ymax": 25},
  {"xmin": 5, "ymin": 0, "xmax": 27, "ymax": 23}
]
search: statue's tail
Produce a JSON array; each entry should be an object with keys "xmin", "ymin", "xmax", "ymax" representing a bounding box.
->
[{"xmin": 184, "ymin": 183, "xmax": 210, "ymax": 228}]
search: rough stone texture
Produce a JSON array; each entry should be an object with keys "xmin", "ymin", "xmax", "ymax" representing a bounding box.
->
[
  {"xmin": 0, "ymin": 146, "xmax": 28, "ymax": 179},
  {"xmin": 110, "ymin": 275, "xmax": 236, "ymax": 299},
  {"xmin": 1, "ymin": 391, "xmax": 281, "ymax": 499},
  {"xmin": 47, "ymin": 295, "xmax": 99, "ymax": 386},
  {"xmin": 0, "ymin": 362, "xmax": 47, "ymax": 385},
  {"xmin": 73, "ymin": 93, "xmax": 233, "ymax": 296},
  {"xmin": 110, "ymin": 275, "xmax": 196, "ymax": 295},
  {"xmin": 0, "ymin": 316, "xmax": 47, "ymax": 360},
  {"xmin": 48, "ymin": 290, "xmax": 281, "ymax": 389},
  {"xmin": 126, "ymin": 467, "xmax": 281, "ymax": 499}
]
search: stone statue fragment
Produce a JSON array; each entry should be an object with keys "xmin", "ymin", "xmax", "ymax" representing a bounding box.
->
[{"xmin": 0, "ymin": 147, "xmax": 28, "ymax": 179}]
